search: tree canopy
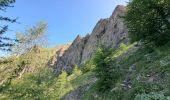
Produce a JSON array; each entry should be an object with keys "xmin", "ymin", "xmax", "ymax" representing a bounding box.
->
[
  {"xmin": 11, "ymin": 22, "xmax": 48, "ymax": 55},
  {"xmin": 124, "ymin": 0, "xmax": 170, "ymax": 46}
]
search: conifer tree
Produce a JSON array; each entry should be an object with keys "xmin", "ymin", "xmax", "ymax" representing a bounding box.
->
[
  {"xmin": 0, "ymin": 0, "xmax": 17, "ymax": 51},
  {"xmin": 93, "ymin": 46, "xmax": 123, "ymax": 93},
  {"xmin": 54, "ymin": 71, "xmax": 68, "ymax": 98},
  {"xmin": 72, "ymin": 65, "xmax": 82, "ymax": 76},
  {"xmin": 94, "ymin": 47, "xmax": 114, "ymax": 92},
  {"xmin": 11, "ymin": 22, "xmax": 48, "ymax": 55}
]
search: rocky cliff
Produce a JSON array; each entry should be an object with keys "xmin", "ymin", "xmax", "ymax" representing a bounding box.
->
[{"xmin": 53, "ymin": 5, "xmax": 128, "ymax": 74}]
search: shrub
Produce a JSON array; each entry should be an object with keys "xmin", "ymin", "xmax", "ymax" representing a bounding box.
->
[
  {"xmin": 135, "ymin": 92, "xmax": 170, "ymax": 100},
  {"xmin": 4, "ymin": 67, "xmax": 55, "ymax": 99}
]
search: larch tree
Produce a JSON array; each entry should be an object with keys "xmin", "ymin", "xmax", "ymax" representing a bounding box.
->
[{"xmin": 11, "ymin": 22, "xmax": 48, "ymax": 55}]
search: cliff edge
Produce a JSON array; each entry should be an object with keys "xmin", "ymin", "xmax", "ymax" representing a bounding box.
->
[{"xmin": 53, "ymin": 5, "xmax": 128, "ymax": 74}]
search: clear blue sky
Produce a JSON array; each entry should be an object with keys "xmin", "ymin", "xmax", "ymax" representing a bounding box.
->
[{"xmin": 3, "ymin": 0, "xmax": 128, "ymax": 47}]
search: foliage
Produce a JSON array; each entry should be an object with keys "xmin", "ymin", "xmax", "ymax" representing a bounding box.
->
[
  {"xmin": 0, "ymin": 0, "xmax": 15, "ymax": 10},
  {"xmin": 0, "ymin": 67, "xmax": 56, "ymax": 100},
  {"xmin": 1, "ymin": 0, "xmax": 170, "ymax": 99},
  {"xmin": 69, "ymin": 65, "xmax": 82, "ymax": 80},
  {"xmin": 49, "ymin": 70, "xmax": 70, "ymax": 99},
  {"xmin": 54, "ymin": 71, "xmax": 68, "ymax": 97},
  {"xmin": 2, "ymin": 42, "xmax": 170, "ymax": 100},
  {"xmin": 93, "ymin": 44, "xmax": 131, "ymax": 93},
  {"xmin": 0, "ymin": 0, "xmax": 18, "ymax": 51},
  {"xmin": 0, "ymin": 45, "xmax": 58, "ymax": 90},
  {"xmin": 69, "ymin": 72, "xmax": 95, "ymax": 89},
  {"xmin": 0, "ymin": 61, "xmax": 93, "ymax": 100},
  {"xmin": 124, "ymin": 0, "xmax": 170, "ymax": 46},
  {"xmin": 134, "ymin": 92, "xmax": 170, "ymax": 100},
  {"xmin": 93, "ymin": 46, "xmax": 119, "ymax": 92},
  {"xmin": 11, "ymin": 22, "xmax": 48, "ymax": 55},
  {"xmin": 83, "ymin": 42, "xmax": 170, "ymax": 99},
  {"xmin": 81, "ymin": 60, "xmax": 96, "ymax": 73}
]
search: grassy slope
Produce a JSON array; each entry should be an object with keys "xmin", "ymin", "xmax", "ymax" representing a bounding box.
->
[
  {"xmin": 81, "ymin": 43, "xmax": 170, "ymax": 100},
  {"xmin": 0, "ymin": 47, "xmax": 54, "ymax": 84},
  {"xmin": 1, "ymin": 42, "xmax": 170, "ymax": 100},
  {"xmin": 0, "ymin": 44, "xmax": 70, "ymax": 85},
  {"xmin": 0, "ymin": 43, "xmax": 96, "ymax": 100}
]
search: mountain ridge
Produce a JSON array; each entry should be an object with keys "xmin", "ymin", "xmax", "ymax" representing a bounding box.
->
[{"xmin": 53, "ymin": 5, "xmax": 128, "ymax": 74}]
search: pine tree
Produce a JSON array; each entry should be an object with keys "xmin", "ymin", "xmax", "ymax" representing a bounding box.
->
[
  {"xmin": 72, "ymin": 65, "xmax": 82, "ymax": 76},
  {"xmin": 0, "ymin": 0, "xmax": 17, "ymax": 51},
  {"xmin": 81, "ymin": 60, "xmax": 96, "ymax": 73},
  {"xmin": 94, "ymin": 47, "xmax": 114, "ymax": 92},
  {"xmin": 93, "ymin": 46, "xmax": 122, "ymax": 93},
  {"xmin": 54, "ymin": 71, "xmax": 68, "ymax": 98}
]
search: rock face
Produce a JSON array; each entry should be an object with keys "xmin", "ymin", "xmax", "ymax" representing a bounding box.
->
[
  {"xmin": 48, "ymin": 44, "xmax": 70, "ymax": 67},
  {"xmin": 53, "ymin": 5, "xmax": 128, "ymax": 74}
]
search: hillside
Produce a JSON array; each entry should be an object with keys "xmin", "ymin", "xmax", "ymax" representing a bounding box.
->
[
  {"xmin": 63, "ymin": 42, "xmax": 170, "ymax": 100},
  {"xmin": 0, "ymin": 2, "xmax": 170, "ymax": 100},
  {"xmin": 0, "ymin": 44, "xmax": 70, "ymax": 85},
  {"xmin": 3, "ymin": 42, "xmax": 168, "ymax": 100}
]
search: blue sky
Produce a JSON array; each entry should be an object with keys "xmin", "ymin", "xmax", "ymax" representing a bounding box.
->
[{"xmin": 3, "ymin": 0, "xmax": 128, "ymax": 47}]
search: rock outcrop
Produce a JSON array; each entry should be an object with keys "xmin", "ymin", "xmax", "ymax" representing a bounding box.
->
[
  {"xmin": 53, "ymin": 5, "xmax": 128, "ymax": 74},
  {"xmin": 48, "ymin": 44, "xmax": 70, "ymax": 67}
]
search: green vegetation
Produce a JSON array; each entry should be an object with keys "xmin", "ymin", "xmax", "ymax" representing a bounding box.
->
[
  {"xmin": 83, "ymin": 43, "xmax": 170, "ymax": 100},
  {"xmin": 49, "ymin": 71, "xmax": 69, "ymax": 99},
  {"xmin": 93, "ymin": 46, "xmax": 120, "ymax": 92},
  {"xmin": 1, "ymin": 0, "xmax": 170, "ymax": 100},
  {"xmin": 0, "ymin": 47, "xmax": 94, "ymax": 99},
  {"xmin": 70, "ymin": 65, "xmax": 82, "ymax": 80},
  {"xmin": 124, "ymin": 0, "xmax": 170, "ymax": 46},
  {"xmin": 2, "ymin": 42, "xmax": 170, "ymax": 100},
  {"xmin": 134, "ymin": 92, "xmax": 170, "ymax": 100},
  {"xmin": 81, "ymin": 60, "xmax": 95, "ymax": 74},
  {"xmin": 1, "ymin": 67, "xmax": 55, "ymax": 100},
  {"xmin": 12, "ymin": 21, "xmax": 48, "ymax": 55}
]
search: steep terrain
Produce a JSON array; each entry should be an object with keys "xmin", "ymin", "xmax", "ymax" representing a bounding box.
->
[
  {"xmin": 54, "ymin": 5, "xmax": 128, "ymax": 74},
  {"xmin": 0, "ymin": 44, "xmax": 70, "ymax": 85},
  {"xmin": 79, "ymin": 43, "xmax": 170, "ymax": 100},
  {"xmin": 1, "ymin": 4, "xmax": 170, "ymax": 100}
]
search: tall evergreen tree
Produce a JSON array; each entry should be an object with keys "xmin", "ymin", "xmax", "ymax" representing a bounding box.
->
[
  {"xmin": 0, "ymin": 0, "xmax": 17, "ymax": 51},
  {"xmin": 52, "ymin": 71, "xmax": 68, "ymax": 98},
  {"xmin": 72, "ymin": 65, "xmax": 82, "ymax": 76},
  {"xmin": 94, "ymin": 47, "xmax": 115, "ymax": 92}
]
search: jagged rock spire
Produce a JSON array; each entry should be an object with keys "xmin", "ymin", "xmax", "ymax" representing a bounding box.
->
[{"xmin": 53, "ymin": 5, "xmax": 128, "ymax": 75}]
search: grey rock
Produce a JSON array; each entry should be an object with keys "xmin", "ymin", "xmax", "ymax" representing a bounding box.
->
[{"xmin": 53, "ymin": 5, "xmax": 128, "ymax": 75}]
